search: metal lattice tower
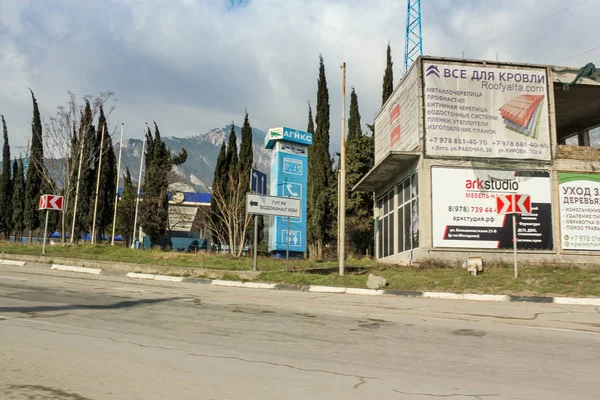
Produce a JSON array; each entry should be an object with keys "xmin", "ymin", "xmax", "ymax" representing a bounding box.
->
[{"xmin": 404, "ymin": 0, "xmax": 423, "ymax": 72}]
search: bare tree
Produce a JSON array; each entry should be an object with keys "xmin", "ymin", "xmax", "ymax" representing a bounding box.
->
[
  {"xmin": 32, "ymin": 92, "xmax": 115, "ymax": 242},
  {"xmin": 207, "ymin": 172, "xmax": 252, "ymax": 257}
]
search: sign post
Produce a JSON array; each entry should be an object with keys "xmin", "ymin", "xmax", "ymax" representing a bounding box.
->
[
  {"xmin": 42, "ymin": 209, "xmax": 49, "ymax": 254},
  {"xmin": 246, "ymin": 193, "xmax": 300, "ymax": 270},
  {"xmin": 497, "ymin": 193, "xmax": 531, "ymax": 279},
  {"xmin": 249, "ymin": 168, "xmax": 268, "ymax": 272},
  {"xmin": 39, "ymin": 195, "xmax": 64, "ymax": 254}
]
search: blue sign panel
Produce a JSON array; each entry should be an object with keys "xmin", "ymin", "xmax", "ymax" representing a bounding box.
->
[
  {"xmin": 250, "ymin": 168, "xmax": 267, "ymax": 195},
  {"xmin": 282, "ymin": 127, "xmax": 312, "ymax": 146},
  {"xmin": 267, "ymin": 134, "xmax": 311, "ymax": 256}
]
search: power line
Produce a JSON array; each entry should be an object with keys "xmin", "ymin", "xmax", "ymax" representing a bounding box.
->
[
  {"xmin": 555, "ymin": 46, "xmax": 600, "ymax": 65},
  {"xmin": 463, "ymin": 0, "xmax": 589, "ymax": 55}
]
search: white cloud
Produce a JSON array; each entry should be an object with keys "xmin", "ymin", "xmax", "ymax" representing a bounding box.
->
[{"xmin": 1, "ymin": 0, "xmax": 599, "ymax": 152}]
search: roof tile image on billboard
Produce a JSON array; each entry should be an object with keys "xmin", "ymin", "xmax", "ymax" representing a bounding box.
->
[{"xmin": 499, "ymin": 94, "xmax": 545, "ymax": 139}]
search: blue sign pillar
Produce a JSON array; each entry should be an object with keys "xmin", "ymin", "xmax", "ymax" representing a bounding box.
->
[{"xmin": 265, "ymin": 127, "xmax": 313, "ymax": 257}]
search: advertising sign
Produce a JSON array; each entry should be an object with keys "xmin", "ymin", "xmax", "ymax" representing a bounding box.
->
[
  {"xmin": 431, "ymin": 167, "xmax": 553, "ymax": 249},
  {"xmin": 558, "ymin": 172, "xmax": 600, "ymax": 251},
  {"xmin": 268, "ymin": 136, "xmax": 310, "ymax": 254},
  {"xmin": 374, "ymin": 66, "xmax": 420, "ymax": 164},
  {"xmin": 423, "ymin": 61, "xmax": 550, "ymax": 160},
  {"xmin": 265, "ymin": 126, "xmax": 313, "ymax": 149}
]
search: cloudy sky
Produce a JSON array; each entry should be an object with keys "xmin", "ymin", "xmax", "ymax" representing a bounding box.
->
[{"xmin": 1, "ymin": 0, "xmax": 598, "ymax": 151}]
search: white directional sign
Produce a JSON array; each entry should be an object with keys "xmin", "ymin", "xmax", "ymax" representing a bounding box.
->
[{"xmin": 246, "ymin": 194, "xmax": 301, "ymax": 218}]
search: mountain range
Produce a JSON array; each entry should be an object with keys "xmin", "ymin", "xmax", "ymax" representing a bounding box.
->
[
  {"xmin": 117, "ymin": 125, "xmax": 271, "ymax": 193},
  {"xmin": 0, "ymin": 125, "xmax": 272, "ymax": 194}
]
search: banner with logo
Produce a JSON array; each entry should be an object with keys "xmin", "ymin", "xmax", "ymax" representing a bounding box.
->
[
  {"xmin": 374, "ymin": 66, "xmax": 420, "ymax": 164},
  {"xmin": 423, "ymin": 61, "xmax": 550, "ymax": 160},
  {"xmin": 558, "ymin": 172, "xmax": 600, "ymax": 251},
  {"xmin": 431, "ymin": 167, "xmax": 553, "ymax": 249}
]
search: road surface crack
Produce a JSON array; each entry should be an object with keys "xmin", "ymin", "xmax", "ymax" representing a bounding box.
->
[
  {"xmin": 453, "ymin": 311, "xmax": 571, "ymax": 321},
  {"xmin": 7, "ymin": 322, "xmax": 379, "ymax": 387},
  {"xmin": 353, "ymin": 377, "xmax": 367, "ymax": 389},
  {"xmin": 392, "ymin": 389, "xmax": 498, "ymax": 399}
]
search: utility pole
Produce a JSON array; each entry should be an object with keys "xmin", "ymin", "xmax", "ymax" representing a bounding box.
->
[
  {"xmin": 91, "ymin": 124, "xmax": 106, "ymax": 244},
  {"xmin": 70, "ymin": 126, "xmax": 86, "ymax": 243},
  {"xmin": 111, "ymin": 123, "xmax": 124, "ymax": 245},
  {"xmin": 339, "ymin": 62, "xmax": 346, "ymax": 276},
  {"xmin": 132, "ymin": 125, "xmax": 146, "ymax": 248}
]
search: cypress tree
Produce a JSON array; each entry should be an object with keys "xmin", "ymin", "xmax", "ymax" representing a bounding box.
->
[
  {"xmin": 225, "ymin": 124, "xmax": 238, "ymax": 179},
  {"xmin": 307, "ymin": 55, "xmax": 333, "ymax": 259},
  {"xmin": 238, "ymin": 113, "xmax": 253, "ymax": 195},
  {"xmin": 0, "ymin": 116, "xmax": 13, "ymax": 239},
  {"xmin": 140, "ymin": 122, "xmax": 187, "ymax": 247},
  {"xmin": 238, "ymin": 113, "xmax": 255, "ymax": 242},
  {"xmin": 382, "ymin": 43, "xmax": 394, "ymax": 105},
  {"xmin": 24, "ymin": 90, "xmax": 45, "ymax": 240},
  {"xmin": 72, "ymin": 101, "xmax": 96, "ymax": 240},
  {"xmin": 346, "ymin": 88, "xmax": 374, "ymax": 255},
  {"xmin": 116, "ymin": 168, "xmax": 136, "ymax": 247},
  {"xmin": 12, "ymin": 158, "xmax": 26, "ymax": 242},
  {"xmin": 210, "ymin": 140, "xmax": 227, "ymax": 249},
  {"xmin": 307, "ymin": 102, "xmax": 315, "ymax": 134},
  {"xmin": 94, "ymin": 106, "xmax": 117, "ymax": 241}
]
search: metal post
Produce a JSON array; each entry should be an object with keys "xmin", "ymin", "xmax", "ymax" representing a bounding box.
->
[
  {"xmin": 42, "ymin": 210, "xmax": 49, "ymax": 254},
  {"xmin": 339, "ymin": 62, "xmax": 346, "ymax": 276},
  {"xmin": 286, "ymin": 216, "xmax": 290, "ymax": 271},
  {"xmin": 512, "ymin": 212, "xmax": 518, "ymax": 279},
  {"xmin": 91, "ymin": 124, "xmax": 106, "ymax": 244},
  {"xmin": 253, "ymin": 214, "xmax": 258, "ymax": 271},
  {"xmin": 132, "ymin": 127, "xmax": 146, "ymax": 248},
  {"xmin": 111, "ymin": 123, "xmax": 124, "ymax": 245},
  {"xmin": 70, "ymin": 129, "xmax": 86, "ymax": 243}
]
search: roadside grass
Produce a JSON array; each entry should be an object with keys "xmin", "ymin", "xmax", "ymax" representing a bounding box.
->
[
  {"xmin": 1, "ymin": 241, "xmax": 598, "ymax": 297},
  {"xmin": 259, "ymin": 265, "xmax": 600, "ymax": 297}
]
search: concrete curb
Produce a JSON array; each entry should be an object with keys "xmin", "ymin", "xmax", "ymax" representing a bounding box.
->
[
  {"xmin": 50, "ymin": 264, "xmax": 103, "ymax": 275},
  {"xmin": 0, "ymin": 259, "xmax": 26, "ymax": 266},
  {"xmin": 3, "ymin": 258, "xmax": 600, "ymax": 306}
]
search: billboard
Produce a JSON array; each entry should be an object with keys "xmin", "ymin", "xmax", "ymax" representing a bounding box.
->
[
  {"xmin": 558, "ymin": 172, "xmax": 600, "ymax": 251},
  {"xmin": 423, "ymin": 61, "xmax": 550, "ymax": 160},
  {"xmin": 374, "ymin": 66, "xmax": 420, "ymax": 164},
  {"xmin": 431, "ymin": 167, "xmax": 553, "ymax": 250}
]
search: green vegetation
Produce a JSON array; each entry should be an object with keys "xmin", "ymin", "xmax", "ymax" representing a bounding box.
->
[
  {"xmin": 1, "ymin": 241, "xmax": 598, "ymax": 297},
  {"xmin": 140, "ymin": 122, "xmax": 187, "ymax": 246},
  {"xmin": 307, "ymin": 54, "xmax": 335, "ymax": 259},
  {"xmin": 24, "ymin": 90, "xmax": 45, "ymax": 237},
  {"xmin": 94, "ymin": 106, "xmax": 117, "ymax": 242},
  {"xmin": 345, "ymin": 87, "xmax": 374, "ymax": 256},
  {"xmin": 0, "ymin": 116, "xmax": 12, "ymax": 239},
  {"xmin": 382, "ymin": 42, "xmax": 394, "ymax": 105}
]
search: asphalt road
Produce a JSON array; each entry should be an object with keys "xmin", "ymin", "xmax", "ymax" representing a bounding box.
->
[{"xmin": 0, "ymin": 264, "xmax": 599, "ymax": 400}]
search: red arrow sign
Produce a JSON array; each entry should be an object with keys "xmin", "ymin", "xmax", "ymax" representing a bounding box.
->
[
  {"xmin": 515, "ymin": 194, "xmax": 531, "ymax": 214},
  {"xmin": 496, "ymin": 194, "xmax": 531, "ymax": 215},
  {"xmin": 39, "ymin": 195, "xmax": 64, "ymax": 211}
]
